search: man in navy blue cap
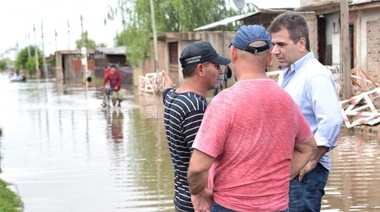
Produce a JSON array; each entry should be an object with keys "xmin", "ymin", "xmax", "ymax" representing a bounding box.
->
[
  {"xmin": 162, "ymin": 41, "xmax": 230, "ymax": 212},
  {"xmin": 187, "ymin": 25, "xmax": 316, "ymax": 212}
]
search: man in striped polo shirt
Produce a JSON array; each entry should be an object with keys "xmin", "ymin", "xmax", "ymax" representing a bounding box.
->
[{"xmin": 162, "ymin": 41, "xmax": 230, "ymax": 212}]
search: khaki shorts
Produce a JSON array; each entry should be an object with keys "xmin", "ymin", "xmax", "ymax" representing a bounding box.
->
[{"xmin": 111, "ymin": 88, "xmax": 126, "ymax": 100}]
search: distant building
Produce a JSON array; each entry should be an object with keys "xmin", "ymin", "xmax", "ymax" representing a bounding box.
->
[
  {"xmin": 55, "ymin": 47, "xmax": 132, "ymax": 85},
  {"xmin": 297, "ymin": 0, "xmax": 380, "ymax": 82}
]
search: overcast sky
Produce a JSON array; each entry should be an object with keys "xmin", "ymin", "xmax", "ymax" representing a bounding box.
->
[{"xmin": 0, "ymin": 0, "xmax": 300, "ymax": 59}]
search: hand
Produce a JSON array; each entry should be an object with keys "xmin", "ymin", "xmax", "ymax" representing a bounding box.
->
[
  {"xmin": 115, "ymin": 86, "xmax": 118, "ymax": 90},
  {"xmin": 161, "ymin": 70, "xmax": 176, "ymax": 89},
  {"xmin": 298, "ymin": 160, "xmax": 318, "ymax": 181},
  {"xmin": 191, "ymin": 188, "xmax": 213, "ymax": 212}
]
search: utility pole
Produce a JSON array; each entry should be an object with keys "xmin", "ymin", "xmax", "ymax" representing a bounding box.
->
[
  {"xmin": 80, "ymin": 15, "xmax": 88, "ymax": 83},
  {"xmin": 33, "ymin": 24, "xmax": 40, "ymax": 78},
  {"xmin": 41, "ymin": 21, "xmax": 48, "ymax": 79},
  {"xmin": 80, "ymin": 15, "xmax": 85, "ymax": 48},
  {"xmin": 26, "ymin": 34, "xmax": 31, "ymax": 58},
  {"xmin": 149, "ymin": 0, "xmax": 159, "ymax": 73},
  {"xmin": 55, "ymin": 29, "xmax": 58, "ymax": 53},
  {"xmin": 341, "ymin": 0, "xmax": 351, "ymax": 99},
  {"xmin": 67, "ymin": 20, "xmax": 70, "ymax": 50}
]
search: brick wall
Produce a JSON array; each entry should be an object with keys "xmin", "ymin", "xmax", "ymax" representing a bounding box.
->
[{"xmin": 366, "ymin": 19, "xmax": 380, "ymax": 82}]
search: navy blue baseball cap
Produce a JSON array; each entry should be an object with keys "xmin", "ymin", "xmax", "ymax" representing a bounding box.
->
[
  {"xmin": 230, "ymin": 25, "xmax": 272, "ymax": 54},
  {"xmin": 179, "ymin": 41, "xmax": 231, "ymax": 68}
]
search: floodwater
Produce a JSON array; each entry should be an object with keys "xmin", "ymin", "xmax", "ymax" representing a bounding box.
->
[{"xmin": 0, "ymin": 74, "xmax": 379, "ymax": 212}]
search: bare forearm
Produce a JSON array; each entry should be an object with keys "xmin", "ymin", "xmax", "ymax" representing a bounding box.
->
[
  {"xmin": 310, "ymin": 146, "xmax": 329, "ymax": 163},
  {"xmin": 188, "ymin": 171, "xmax": 208, "ymax": 195},
  {"xmin": 290, "ymin": 137, "xmax": 317, "ymax": 179},
  {"xmin": 290, "ymin": 150, "xmax": 313, "ymax": 178}
]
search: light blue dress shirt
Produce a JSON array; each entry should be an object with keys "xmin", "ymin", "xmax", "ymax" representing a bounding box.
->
[{"xmin": 281, "ymin": 52, "xmax": 343, "ymax": 173}]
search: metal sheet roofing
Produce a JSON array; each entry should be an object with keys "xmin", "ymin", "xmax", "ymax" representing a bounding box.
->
[
  {"xmin": 95, "ymin": 46, "xmax": 126, "ymax": 55},
  {"xmin": 193, "ymin": 11, "xmax": 260, "ymax": 31}
]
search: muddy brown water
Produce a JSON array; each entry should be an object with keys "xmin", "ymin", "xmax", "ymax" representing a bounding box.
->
[{"xmin": 0, "ymin": 74, "xmax": 379, "ymax": 212}]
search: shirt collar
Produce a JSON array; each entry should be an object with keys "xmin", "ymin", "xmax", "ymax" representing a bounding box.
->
[{"xmin": 282, "ymin": 51, "xmax": 314, "ymax": 73}]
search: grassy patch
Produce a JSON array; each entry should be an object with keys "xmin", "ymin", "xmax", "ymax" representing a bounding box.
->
[
  {"xmin": 0, "ymin": 179, "xmax": 23, "ymax": 212},
  {"xmin": 0, "ymin": 128, "xmax": 23, "ymax": 211}
]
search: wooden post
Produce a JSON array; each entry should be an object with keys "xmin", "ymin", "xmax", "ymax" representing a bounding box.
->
[
  {"xmin": 41, "ymin": 21, "xmax": 48, "ymax": 79},
  {"xmin": 33, "ymin": 24, "xmax": 40, "ymax": 78},
  {"xmin": 341, "ymin": 0, "xmax": 351, "ymax": 99},
  {"xmin": 149, "ymin": 0, "xmax": 159, "ymax": 73},
  {"xmin": 80, "ymin": 15, "xmax": 88, "ymax": 83}
]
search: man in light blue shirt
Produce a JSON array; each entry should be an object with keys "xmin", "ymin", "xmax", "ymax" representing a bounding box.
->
[{"xmin": 268, "ymin": 11, "xmax": 343, "ymax": 212}]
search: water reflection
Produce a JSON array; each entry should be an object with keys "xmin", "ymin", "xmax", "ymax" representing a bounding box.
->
[
  {"xmin": 0, "ymin": 74, "xmax": 173, "ymax": 212},
  {"xmin": 104, "ymin": 109, "xmax": 124, "ymax": 143},
  {"xmin": 0, "ymin": 74, "xmax": 380, "ymax": 212},
  {"xmin": 322, "ymin": 135, "xmax": 380, "ymax": 212}
]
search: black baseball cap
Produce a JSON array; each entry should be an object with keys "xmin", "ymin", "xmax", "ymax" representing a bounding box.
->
[{"xmin": 179, "ymin": 41, "xmax": 231, "ymax": 68}]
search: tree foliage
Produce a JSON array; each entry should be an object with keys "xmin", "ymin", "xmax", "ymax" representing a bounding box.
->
[
  {"xmin": 15, "ymin": 45, "xmax": 43, "ymax": 75},
  {"xmin": 45, "ymin": 53, "xmax": 56, "ymax": 67},
  {"xmin": 75, "ymin": 31, "xmax": 108, "ymax": 49},
  {"xmin": 0, "ymin": 60, "xmax": 7, "ymax": 71},
  {"xmin": 107, "ymin": 0, "xmax": 244, "ymax": 66},
  {"xmin": 75, "ymin": 31, "xmax": 97, "ymax": 49}
]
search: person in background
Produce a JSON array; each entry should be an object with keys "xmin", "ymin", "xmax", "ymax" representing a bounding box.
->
[
  {"xmin": 86, "ymin": 69, "xmax": 92, "ymax": 87},
  {"xmin": 222, "ymin": 64, "xmax": 232, "ymax": 88},
  {"xmin": 104, "ymin": 66, "xmax": 110, "ymax": 78},
  {"xmin": 19, "ymin": 70, "xmax": 26, "ymax": 81},
  {"xmin": 212, "ymin": 65, "xmax": 232, "ymax": 97},
  {"xmin": 162, "ymin": 41, "xmax": 230, "ymax": 211},
  {"xmin": 102, "ymin": 65, "xmax": 123, "ymax": 107},
  {"xmin": 268, "ymin": 11, "xmax": 343, "ymax": 211},
  {"xmin": 187, "ymin": 25, "xmax": 317, "ymax": 212}
]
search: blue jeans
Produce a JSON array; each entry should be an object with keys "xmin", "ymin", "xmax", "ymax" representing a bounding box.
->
[
  {"xmin": 289, "ymin": 162, "xmax": 329, "ymax": 212},
  {"xmin": 211, "ymin": 202, "xmax": 289, "ymax": 212}
]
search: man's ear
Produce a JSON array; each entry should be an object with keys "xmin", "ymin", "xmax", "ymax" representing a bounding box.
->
[
  {"xmin": 298, "ymin": 37, "xmax": 307, "ymax": 52},
  {"xmin": 195, "ymin": 63, "xmax": 205, "ymax": 77},
  {"xmin": 231, "ymin": 46, "xmax": 237, "ymax": 63},
  {"xmin": 266, "ymin": 52, "xmax": 273, "ymax": 68}
]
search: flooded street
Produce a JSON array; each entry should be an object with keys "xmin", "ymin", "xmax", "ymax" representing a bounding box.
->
[
  {"xmin": 0, "ymin": 73, "xmax": 380, "ymax": 212},
  {"xmin": 0, "ymin": 74, "xmax": 173, "ymax": 212}
]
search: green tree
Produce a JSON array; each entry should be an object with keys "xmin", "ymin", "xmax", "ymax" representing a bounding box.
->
[
  {"xmin": 15, "ymin": 46, "xmax": 43, "ymax": 74},
  {"xmin": 45, "ymin": 53, "xmax": 56, "ymax": 67},
  {"xmin": 0, "ymin": 60, "xmax": 7, "ymax": 71},
  {"xmin": 75, "ymin": 31, "xmax": 97, "ymax": 49},
  {"xmin": 25, "ymin": 56, "xmax": 37, "ymax": 76},
  {"xmin": 97, "ymin": 43, "xmax": 107, "ymax": 48},
  {"xmin": 107, "ymin": 0, "xmax": 241, "ymax": 66}
]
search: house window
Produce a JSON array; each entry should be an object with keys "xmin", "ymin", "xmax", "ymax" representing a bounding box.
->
[{"xmin": 169, "ymin": 42, "xmax": 178, "ymax": 64}]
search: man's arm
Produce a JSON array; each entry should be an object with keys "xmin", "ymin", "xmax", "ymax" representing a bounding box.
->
[
  {"xmin": 297, "ymin": 146, "xmax": 328, "ymax": 181},
  {"xmin": 311, "ymin": 74, "xmax": 342, "ymax": 151},
  {"xmin": 161, "ymin": 70, "xmax": 176, "ymax": 89},
  {"xmin": 115, "ymin": 72, "xmax": 122, "ymax": 89},
  {"xmin": 102, "ymin": 75, "xmax": 108, "ymax": 87},
  {"xmin": 187, "ymin": 149, "xmax": 214, "ymax": 211},
  {"xmin": 290, "ymin": 136, "xmax": 317, "ymax": 180},
  {"xmin": 188, "ymin": 149, "xmax": 214, "ymax": 195}
]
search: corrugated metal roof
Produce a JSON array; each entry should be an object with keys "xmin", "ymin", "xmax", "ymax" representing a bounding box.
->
[
  {"xmin": 193, "ymin": 9, "xmax": 291, "ymax": 31},
  {"xmin": 351, "ymin": 0, "xmax": 380, "ymax": 5},
  {"xmin": 95, "ymin": 46, "xmax": 126, "ymax": 55},
  {"xmin": 193, "ymin": 11, "xmax": 260, "ymax": 31}
]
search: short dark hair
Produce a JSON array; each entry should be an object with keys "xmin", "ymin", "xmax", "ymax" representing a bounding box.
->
[
  {"xmin": 182, "ymin": 64, "xmax": 198, "ymax": 78},
  {"xmin": 268, "ymin": 11, "xmax": 310, "ymax": 51},
  {"xmin": 110, "ymin": 65, "xmax": 117, "ymax": 69}
]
